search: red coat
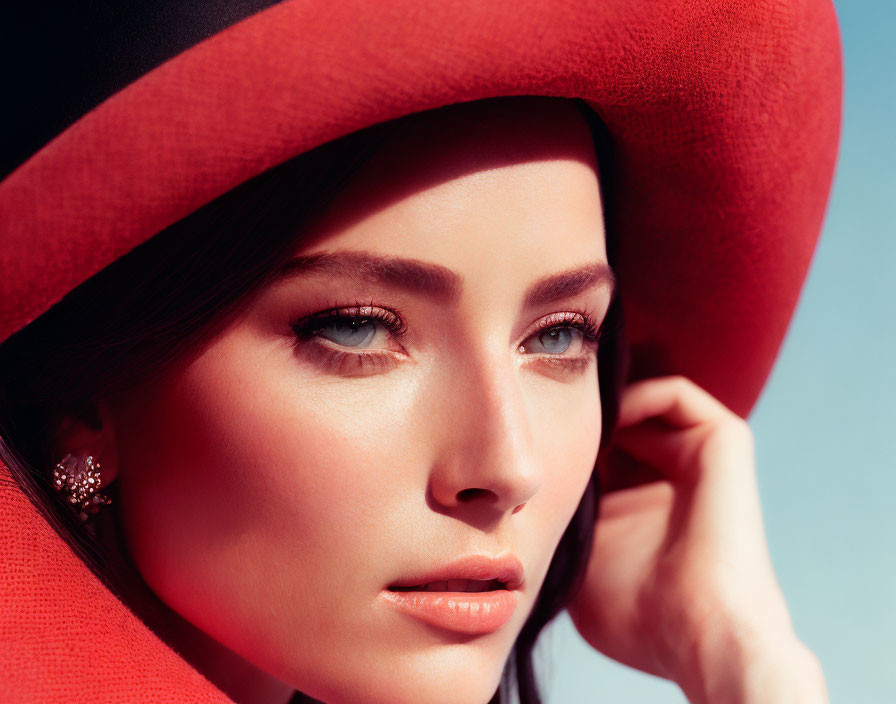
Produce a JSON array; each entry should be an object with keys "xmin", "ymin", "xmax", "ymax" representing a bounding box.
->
[{"xmin": 0, "ymin": 459, "xmax": 234, "ymax": 702}]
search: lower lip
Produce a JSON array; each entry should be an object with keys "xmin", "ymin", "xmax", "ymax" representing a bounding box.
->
[{"xmin": 381, "ymin": 589, "xmax": 520, "ymax": 635}]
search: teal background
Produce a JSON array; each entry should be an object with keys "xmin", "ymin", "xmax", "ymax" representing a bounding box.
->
[{"xmin": 539, "ymin": 1, "xmax": 896, "ymax": 702}]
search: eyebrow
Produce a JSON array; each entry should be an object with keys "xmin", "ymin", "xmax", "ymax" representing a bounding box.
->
[{"xmin": 275, "ymin": 250, "xmax": 616, "ymax": 307}]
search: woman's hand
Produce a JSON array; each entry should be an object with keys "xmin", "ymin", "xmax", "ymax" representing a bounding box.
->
[{"xmin": 567, "ymin": 375, "xmax": 828, "ymax": 704}]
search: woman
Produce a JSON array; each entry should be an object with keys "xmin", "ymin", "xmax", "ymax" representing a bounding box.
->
[{"xmin": 0, "ymin": 2, "xmax": 841, "ymax": 703}]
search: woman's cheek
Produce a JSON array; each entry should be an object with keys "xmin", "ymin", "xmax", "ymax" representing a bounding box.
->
[
  {"xmin": 112, "ymin": 344, "xmax": 410, "ymax": 638},
  {"xmin": 524, "ymin": 366, "xmax": 602, "ymax": 555}
]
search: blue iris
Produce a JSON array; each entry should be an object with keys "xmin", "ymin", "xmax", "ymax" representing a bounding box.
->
[
  {"xmin": 319, "ymin": 318, "xmax": 377, "ymax": 348},
  {"xmin": 537, "ymin": 328, "xmax": 572, "ymax": 353}
]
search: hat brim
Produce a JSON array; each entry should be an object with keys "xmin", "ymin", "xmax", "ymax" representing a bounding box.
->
[{"xmin": 0, "ymin": 0, "xmax": 842, "ymax": 417}]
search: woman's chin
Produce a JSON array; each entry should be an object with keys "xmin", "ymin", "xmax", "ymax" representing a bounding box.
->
[{"xmin": 283, "ymin": 648, "xmax": 507, "ymax": 704}]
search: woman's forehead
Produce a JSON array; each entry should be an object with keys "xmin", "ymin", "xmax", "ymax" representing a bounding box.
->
[{"xmin": 295, "ymin": 98, "xmax": 606, "ymax": 267}]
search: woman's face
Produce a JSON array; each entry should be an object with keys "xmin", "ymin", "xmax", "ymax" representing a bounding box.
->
[{"xmin": 107, "ymin": 98, "xmax": 613, "ymax": 704}]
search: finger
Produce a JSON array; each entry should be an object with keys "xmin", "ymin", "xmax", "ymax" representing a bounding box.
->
[
  {"xmin": 598, "ymin": 445, "xmax": 668, "ymax": 493},
  {"xmin": 607, "ymin": 424, "xmax": 770, "ymax": 571},
  {"xmin": 611, "ymin": 407, "xmax": 756, "ymax": 487},
  {"xmin": 610, "ymin": 420, "xmax": 706, "ymax": 483},
  {"xmin": 617, "ymin": 375, "xmax": 736, "ymax": 430}
]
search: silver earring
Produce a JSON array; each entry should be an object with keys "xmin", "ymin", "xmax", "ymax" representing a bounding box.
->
[{"xmin": 53, "ymin": 453, "xmax": 112, "ymax": 522}]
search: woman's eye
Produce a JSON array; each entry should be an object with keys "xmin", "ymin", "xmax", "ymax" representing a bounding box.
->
[
  {"xmin": 531, "ymin": 327, "xmax": 580, "ymax": 354},
  {"xmin": 291, "ymin": 305, "xmax": 407, "ymax": 375},
  {"xmin": 518, "ymin": 311, "xmax": 603, "ymax": 359},
  {"xmin": 520, "ymin": 326, "xmax": 586, "ymax": 355},
  {"xmin": 294, "ymin": 307, "xmax": 405, "ymax": 352},
  {"xmin": 316, "ymin": 317, "xmax": 380, "ymax": 348}
]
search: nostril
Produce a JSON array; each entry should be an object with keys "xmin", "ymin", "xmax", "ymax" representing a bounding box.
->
[{"xmin": 457, "ymin": 488, "xmax": 490, "ymax": 502}]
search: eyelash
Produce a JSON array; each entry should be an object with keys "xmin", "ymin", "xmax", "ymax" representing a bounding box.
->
[{"xmin": 290, "ymin": 299, "xmax": 610, "ymax": 376}]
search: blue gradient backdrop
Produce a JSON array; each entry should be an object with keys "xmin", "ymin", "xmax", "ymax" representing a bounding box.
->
[{"xmin": 540, "ymin": 2, "xmax": 895, "ymax": 701}]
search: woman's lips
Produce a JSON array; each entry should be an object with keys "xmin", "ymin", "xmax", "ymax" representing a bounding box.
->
[
  {"xmin": 386, "ymin": 553, "xmax": 525, "ymax": 591},
  {"xmin": 382, "ymin": 552, "xmax": 524, "ymax": 634},
  {"xmin": 381, "ymin": 585, "xmax": 520, "ymax": 635}
]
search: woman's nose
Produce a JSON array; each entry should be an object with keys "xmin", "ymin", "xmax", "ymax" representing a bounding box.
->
[{"xmin": 427, "ymin": 348, "xmax": 543, "ymax": 520}]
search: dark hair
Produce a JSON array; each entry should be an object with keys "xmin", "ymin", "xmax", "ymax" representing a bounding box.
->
[{"xmin": 0, "ymin": 96, "xmax": 627, "ymax": 704}]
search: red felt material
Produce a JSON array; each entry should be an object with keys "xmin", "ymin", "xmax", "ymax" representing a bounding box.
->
[
  {"xmin": 0, "ymin": 0, "xmax": 841, "ymax": 700},
  {"xmin": 0, "ymin": 460, "xmax": 234, "ymax": 702}
]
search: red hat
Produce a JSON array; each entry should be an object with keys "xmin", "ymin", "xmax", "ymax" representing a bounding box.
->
[{"xmin": 0, "ymin": 1, "xmax": 842, "ymax": 701}]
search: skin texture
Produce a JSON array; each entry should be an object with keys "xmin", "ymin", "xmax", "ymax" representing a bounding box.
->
[{"xmin": 55, "ymin": 96, "xmax": 614, "ymax": 704}]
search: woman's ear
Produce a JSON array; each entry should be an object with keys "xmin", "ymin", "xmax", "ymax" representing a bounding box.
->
[{"xmin": 53, "ymin": 400, "xmax": 120, "ymax": 486}]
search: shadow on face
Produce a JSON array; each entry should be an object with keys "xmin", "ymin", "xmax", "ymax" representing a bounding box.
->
[{"xmin": 305, "ymin": 95, "xmax": 603, "ymax": 248}]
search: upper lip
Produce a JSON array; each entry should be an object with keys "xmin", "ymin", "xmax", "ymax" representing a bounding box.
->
[{"xmin": 387, "ymin": 552, "xmax": 525, "ymax": 591}]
